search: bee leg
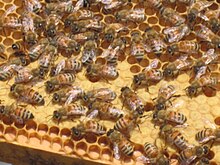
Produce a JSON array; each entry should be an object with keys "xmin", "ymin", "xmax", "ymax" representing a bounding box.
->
[
  {"xmin": 210, "ymin": 139, "xmax": 215, "ymax": 148},
  {"xmin": 136, "ymin": 124, "xmax": 142, "ymax": 133}
]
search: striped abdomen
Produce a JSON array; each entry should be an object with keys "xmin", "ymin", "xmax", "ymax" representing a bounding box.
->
[
  {"xmin": 14, "ymin": 107, "xmax": 34, "ymax": 120},
  {"xmin": 114, "ymin": 115, "xmax": 134, "ymax": 132},
  {"xmin": 0, "ymin": 68, "xmax": 14, "ymax": 81},
  {"xmin": 85, "ymin": 120, "xmax": 106, "ymax": 135},
  {"xmin": 119, "ymin": 140, "xmax": 134, "ymax": 156},
  {"xmin": 23, "ymin": 88, "xmax": 45, "ymax": 105},
  {"xmin": 144, "ymin": 142, "xmax": 158, "ymax": 158},
  {"xmin": 195, "ymin": 128, "xmax": 215, "ymax": 144},
  {"xmin": 55, "ymin": 73, "xmax": 76, "ymax": 85},
  {"xmin": 167, "ymin": 111, "xmax": 187, "ymax": 125}
]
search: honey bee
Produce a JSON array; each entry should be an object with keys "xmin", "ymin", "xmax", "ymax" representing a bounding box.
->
[
  {"xmin": 53, "ymin": 33, "xmax": 81, "ymax": 53},
  {"xmin": 115, "ymin": 8, "xmax": 146, "ymax": 22},
  {"xmin": 192, "ymin": 49, "xmax": 218, "ymax": 76},
  {"xmin": 71, "ymin": 120, "xmax": 106, "ymax": 137},
  {"xmin": 8, "ymin": 55, "xmax": 30, "ymax": 66},
  {"xmin": 0, "ymin": 65, "xmax": 16, "ymax": 81},
  {"xmin": 163, "ymin": 24, "xmax": 190, "ymax": 43},
  {"xmin": 130, "ymin": 31, "xmax": 146, "ymax": 62},
  {"xmin": 52, "ymin": 86, "xmax": 84, "ymax": 105},
  {"xmin": 143, "ymin": 27, "xmax": 166, "ymax": 56},
  {"xmin": 45, "ymin": 1, "xmax": 74, "ymax": 15},
  {"xmin": 0, "ymin": 103, "xmax": 34, "ymax": 124},
  {"xmin": 153, "ymin": 85, "xmax": 180, "ymax": 111},
  {"xmin": 101, "ymin": 37, "xmax": 126, "ymax": 66},
  {"xmin": 132, "ymin": 59, "xmax": 163, "ymax": 89},
  {"xmin": 163, "ymin": 55, "xmax": 194, "ymax": 79},
  {"xmin": 51, "ymin": 58, "xmax": 82, "ymax": 76},
  {"xmin": 45, "ymin": 13, "xmax": 62, "ymax": 38},
  {"xmin": 11, "ymin": 65, "xmax": 34, "ymax": 84},
  {"xmin": 0, "ymin": 44, "xmax": 7, "ymax": 61},
  {"xmin": 187, "ymin": 0, "xmax": 213, "ymax": 26},
  {"xmin": 81, "ymin": 40, "xmax": 98, "ymax": 65},
  {"xmin": 153, "ymin": 110, "xmax": 187, "ymax": 125},
  {"xmin": 45, "ymin": 73, "xmax": 76, "ymax": 93},
  {"xmin": 195, "ymin": 128, "xmax": 220, "ymax": 145},
  {"xmin": 70, "ymin": 31, "xmax": 98, "ymax": 43},
  {"xmin": 71, "ymin": 19, "xmax": 104, "ymax": 34},
  {"xmin": 185, "ymin": 73, "xmax": 220, "ymax": 98},
  {"xmin": 160, "ymin": 124, "xmax": 192, "ymax": 151},
  {"xmin": 64, "ymin": 9, "xmax": 94, "ymax": 28},
  {"xmin": 167, "ymin": 41, "xmax": 199, "ymax": 55},
  {"xmin": 0, "ymin": 5, "xmax": 22, "ymax": 35},
  {"xmin": 178, "ymin": 145, "xmax": 210, "ymax": 165},
  {"xmin": 52, "ymin": 104, "xmax": 88, "ymax": 123},
  {"xmin": 104, "ymin": 23, "xmax": 128, "ymax": 42},
  {"xmin": 107, "ymin": 129, "xmax": 134, "ymax": 159},
  {"xmin": 11, "ymin": 42, "xmax": 26, "ymax": 57},
  {"xmin": 137, "ymin": 142, "xmax": 170, "ymax": 165},
  {"xmin": 163, "ymin": 0, "xmax": 194, "ymax": 5},
  {"xmin": 34, "ymin": 44, "xmax": 58, "ymax": 79},
  {"xmin": 114, "ymin": 114, "xmax": 141, "ymax": 137},
  {"xmin": 82, "ymin": 88, "xmax": 117, "ymax": 103},
  {"xmin": 195, "ymin": 25, "xmax": 220, "ymax": 49},
  {"xmin": 88, "ymin": 100, "xmax": 124, "ymax": 120},
  {"xmin": 159, "ymin": 6, "xmax": 186, "ymax": 26},
  {"xmin": 23, "ymin": 0, "xmax": 42, "ymax": 13},
  {"xmin": 121, "ymin": 86, "xmax": 144, "ymax": 115},
  {"xmin": 28, "ymin": 38, "xmax": 50, "ymax": 62},
  {"xmin": 10, "ymin": 84, "xmax": 45, "ymax": 105},
  {"xmin": 86, "ymin": 64, "xmax": 119, "ymax": 81}
]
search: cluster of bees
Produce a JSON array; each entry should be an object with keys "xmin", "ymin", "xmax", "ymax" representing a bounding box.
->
[{"xmin": 0, "ymin": 0, "xmax": 220, "ymax": 164}]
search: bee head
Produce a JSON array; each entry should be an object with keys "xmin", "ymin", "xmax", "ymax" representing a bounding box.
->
[
  {"xmin": 0, "ymin": 106, "xmax": 5, "ymax": 114},
  {"xmin": 133, "ymin": 75, "xmax": 141, "ymax": 86},
  {"xmin": 35, "ymin": 20, "xmax": 45, "ymax": 31},
  {"xmin": 20, "ymin": 56, "xmax": 29, "ymax": 66},
  {"xmin": 52, "ymin": 93, "xmax": 60, "ymax": 103},
  {"xmin": 46, "ymin": 81, "xmax": 54, "ymax": 92},
  {"xmin": 136, "ymin": 105, "xmax": 144, "ymax": 115},
  {"xmin": 203, "ymin": 146, "xmax": 209, "ymax": 155},
  {"xmin": 46, "ymin": 28, "xmax": 56, "ymax": 38},
  {"xmin": 82, "ymin": 93, "xmax": 89, "ymax": 102},
  {"xmin": 53, "ymin": 110, "xmax": 61, "ymax": 120},
  {"xmin": 104, "ymin": 33, "xmax": 114, "ymax": 43},
  {"xmin": 152, "ymin": 111, "xmax": 158, "ymax": 120},
  {"xmin": 167, "ymin": 46, "xmax": 174, "ymax": 55},
  {"xmin": 50, "ymin": 67, "xmax": 56, "ymax": 77},
  {"xmin": 12, "ymin": 43, "xmax": 20, "ymax": 50},
  {"xmin": 10, "ymin": 84, "xmax": 17, "ymax": 92},
  {"xmin": 187, "ymin": 11, "xmax": 196, "ymax": 23},
  {"xmin": 74, "ymin": 43, "xmax": 81, "ymax": 52},
  {"xmin": 200, "ymin": 157, "xmax": 210, "ymax": 164},
  {"xmin": 106, "ymin": 129, "xmax": 114, "ymax": 137},
  {"xmin": 64, "ymin": 19, "xmax": 72, "ymax": 28},
  {"xmin": 163, "ymin": 68, "xmax": 173, "ymax": 78},
  {"xmin": 39, "ymin": 68, "xmax": 46, "ymax": 79},
  {"xmin": 157, "ymin": 155, "xmax": 170, "ymax": 165},
  {"xmin": 71, "ymin": 127, "xmax": 81, "ymax": 137},
  {"xmin": 185, "ymin": 86, "xmax": 197, "ymax": 98},
  {"xmin": 155, "ymin": 102, "xmax": 165, "ymax": 111},
  {"xmin": 121, "ymin": 86, "xmax": 129, "ymax": 92},
  {"xmin": 71, "ymin": 24, "xmax": 80, "ymax": 33}
]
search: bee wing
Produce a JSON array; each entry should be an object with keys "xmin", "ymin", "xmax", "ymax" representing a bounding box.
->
[
  {"xmin": 55, "ymin": 59, "xmax": 66, "ymax": 75},
  {"xmin": 86, "ymin": 109, "xmax": 99, "ymax": 119},
  {"xmin": 101, "ymin": 0, "xmax": 113, "ymax": 5},
  {"xmin": 64, "ymin": 90, "xmax": 80, "ymax": 105},
  {"xmin": 11, "ymin": 115, "xmax": 24, "ymax": 124},
  {"xmin": 197, "ymin": 13, "xmax": 209, "ymax": 21},
  {"xmin": 202, "ymin": 117, "xmax": 216, "ymax": 129},
  {"xmin": 113, "ymin": 143, "xmax": 121, "ymax": 160},
  {"xmin": 195, "ymin": 66, "xmax": 208, "ymax": 80},
  {"xmin": 197, "ymin": 135, "xmax": 216, "ymax": 144},
  {"xmin": 143, "ymin": 43, "xmax": 152, "ymax": 53},
  {"xmin": 136, "ymin": 155, "xmax": 153, "ymax": 164},
  {"xmin": 73, "ymin": 0, "xmax": 84, "ymax": 12},
  {"xmin": 202, "ymin": 49, "xmax": 217, "ymax": 65},
  {"xmin": 144, "ymin": 59, "xmax": 159, "ymax": 71},
  {"xmin": 185, "ymin": 155, "xmax": 197, "ymax": 165},
  {"xmin": 2, "ymin": 4, "xmax": 16, "ymax": 18}
]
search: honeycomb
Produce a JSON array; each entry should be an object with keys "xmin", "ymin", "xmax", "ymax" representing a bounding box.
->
[{"xmin": 0, "ymin": 0, "xmax": 220, "ymax": 164}]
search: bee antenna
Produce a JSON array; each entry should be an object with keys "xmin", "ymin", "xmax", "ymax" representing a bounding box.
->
[
  {"xmin": 45, "ymin": 115, "xmax": 53, "ymax": 123},
  {"xmin": 47, "ymin": 99, "xmax": 52, "ymax": 106}
]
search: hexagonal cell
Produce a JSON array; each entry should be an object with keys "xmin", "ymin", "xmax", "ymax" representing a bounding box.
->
[
  {"xmin": 60, "ymin": 128, "xmax": 71, "ymax": 138},
  {"xmin": 25, "ymin": 120, "xmax": 37, "ymax": 132},
  {"xmin": 28, "ymin": 132, "xmax": 41, "ymax": 147},
  {"xmin": 16, "ymin": 129, "xmax": 28, "ymax": 144},
  {"xmin": 37, "ymin": 123, "xmax": 49, "ymax": 135},
  {"xmin": 63, "ymin": 139, "xmax": 74, "ymax": 154},
  {"xmin": 147, "ymin": 16, "xmax": 158, "ymax": 24},
  {"xmin": 14, "ymin": 122, "xmax": 25, "ymax": 129},
  {"xmin": 214, "ymin": 117, "xmax": 220, "ymax": 126},
  {"xmin": 127, "ymin": 56, "xmax": 137, "ymax": 65},
  {"xmin": 139, "ymin": 59, "xmax": 149, "ymax": 67},
  {"xmin": 3, "ymin": 0, "xmax": 13, "ymax": 3},
  {"xmin": 98, "ymin": 136, "xmax": 109, "ymax": 147},
  {"xmin": 88, "ymin": 144, "xmax": 101, "ymax": 160},
  {"xmin": 95, "ymin": 58, "xmax": 106, "ymax": 65},
  {"xmin": 49, "ymin": 126, "xmax": 60, "ymax": 137},
  {"xmin": 130, "ymin": 65, "xmax": 141, "ymax": 73},
  {"xmin": 101, "ymin": 148, "xmax": 113, "ymax": 161},
  {"xmin": 85, "ymin": 133, "xmax": 98, "ymax": 144},
  {"xmin": 2, "ymin": 116, "xmax": 13, "ymax": 125},
  {"xmin": 122, "ymin": 156, "xmax": 134, "ymax": 165},
  {"xmin": 14, "ymin": 0, "xmax": 22, "ymax": 6},
  {"xmin": 51, "ymin": 137, "xmax": 63, "ymax": 152},
  {"xmin": 0, "ymin": 2, "xmax": 4, "ymax": 8},
  {"xmin": 4, "ymin": 126, "xmax": 17, "ymax": 142},
  {"xmin": 12, "ymin": 31, "xmax": 22, "ymax": 40},
  {"xmin": 41, "ymin": 135, "xmax": 52, "ymax": 149},
  {"xmin": 75, "ymin": 141, "xmax": 88, "ymax": 156},
  {"xmin": 176, "ymin": 5, "xmax": 187, "ymax": 13}
]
